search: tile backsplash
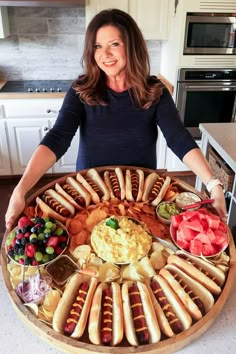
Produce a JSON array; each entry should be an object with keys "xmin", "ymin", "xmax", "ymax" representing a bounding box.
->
[{"xmin": 0, "ymin": 6, "xmax": 162, "ymax": 81}]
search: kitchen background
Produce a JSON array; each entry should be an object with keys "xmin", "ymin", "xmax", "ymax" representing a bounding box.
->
[{"xmin": 0, "ymin": 5, "xmax": 162, "ymax": 81}]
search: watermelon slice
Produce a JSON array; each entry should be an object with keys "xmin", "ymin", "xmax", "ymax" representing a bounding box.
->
[{"xmin": 171, "ymin": 207, "xmax": 228, "ymax": 257}]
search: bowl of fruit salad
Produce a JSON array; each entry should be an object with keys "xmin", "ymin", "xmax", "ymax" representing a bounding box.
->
[{"xmin": 5, "ymin": 215, "xmax": 69, "ymax": 266}]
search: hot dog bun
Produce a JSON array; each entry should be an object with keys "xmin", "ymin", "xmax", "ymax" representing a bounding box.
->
[
  {"xmin": 44, "ymin": 189, "xmax": 75, "ymax": 217},
  {"xmin": 52, "ymin": 273, "xmax": 97, "ymax": 339},
  {"xmin": 121, "ymin": 280, "xmax": 161, "ymax": 346},
  {"xmin": 167, "ymin": 254, "xmax": 223, "ymax": 295},
  {"xmin": 146, "ymin": 275, "xmax": 192, "ymax": 336},
  {"xmin": 87, "ymin": 168, "xmax": 110, "ymax": 201},
  {"xmin": 55, "ymin": 177, "xmax": 91, "ymax": 210},
  {"xmin": 159, "ymin": 264, "xmax": 215, "ymax": 320},
  {"xmin": 104, "ymin": 168, "xmax": 125, "ymax": 200},
  {"xmin": 142, "ymin": 173, "xmax": 171, "ymax": 206},
  {"xmin": 35, "ymin": 196, "xmax": 66, "ymax": 224},
  {"xmin": 125, "ymin": 169, "xmax": 144, "ymax": 202},
  {"xmin": 88, "ymin": 282, "xmax": 123, "ymax": 346},
  {"xmin": 176, "ymin": 250, "xmax": 226, "ymax": 287},
  {"xmin": 76, "ymin": 172, "xmax": 100, "ymax": 204}
]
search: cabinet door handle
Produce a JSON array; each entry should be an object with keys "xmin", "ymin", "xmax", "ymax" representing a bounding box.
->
[
  {"xmin": 46, "ymin": 109, "xmax": 51, "ymax": 113},
  {"xmin": 44, "ymin": 127, "xmax": 49, "ymax": 131}
]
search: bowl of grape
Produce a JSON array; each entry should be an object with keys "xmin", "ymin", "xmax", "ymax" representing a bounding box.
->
[{"xmin": 5, "ymin": 216, "xmax": 69, "ymax": 266}]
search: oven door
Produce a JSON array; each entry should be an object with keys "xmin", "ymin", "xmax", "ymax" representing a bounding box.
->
[{"xmin": 176, "ymin": 82, "xmax": 236, "ymax": 139}]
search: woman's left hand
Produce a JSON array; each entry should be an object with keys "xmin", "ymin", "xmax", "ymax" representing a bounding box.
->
[{"xmin": 210, "ymin": 185, "xmax": 227, "ymax": 223}]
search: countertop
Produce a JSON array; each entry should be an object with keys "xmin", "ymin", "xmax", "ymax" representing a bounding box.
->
[
  {"xmin": 0, "ymin": 266, "xmax": 236, "ymax": 354},
  {"xmin": 199, "ymin": 123, "xmax": 236, "ymax": 172}
]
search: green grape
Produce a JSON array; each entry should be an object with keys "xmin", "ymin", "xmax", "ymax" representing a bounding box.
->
[
  {"xmin": 29, "ymin": 233, "xmax": 37, "ymax": 241},
  {"xmin": 37, "ymin": 232, "xmax": 45, "ymax": 240},
  {"xmin": 42, "ymin": 254, "xmax": 50, "ymax": 263},
  {"xmin": 44, "ymin": 227, "xmax": 51, "ymax": 234},
  {"xmin": 46, "ymin": 246, "xmax": 54, "ymax": 255},
  {"xmin": 35, "ymin": 252, "xmax": 43, "ymax": 262},
  {"xmin": 45, "ymin": 221, "xmax": 53, "ymax": 229},
  {"xmin": 55, "ymin": 227, "xmax": 64, "ymax": 236}
]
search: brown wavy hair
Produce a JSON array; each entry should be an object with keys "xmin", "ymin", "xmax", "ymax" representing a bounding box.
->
[{"xmin": 73, "ymin": 9, "xmax": 163, "ymax": 109}]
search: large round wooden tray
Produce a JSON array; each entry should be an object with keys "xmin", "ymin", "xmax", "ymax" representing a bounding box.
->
[{"xmin": 1, "ymin": 166, "xmax": 236, "ymax": 354}]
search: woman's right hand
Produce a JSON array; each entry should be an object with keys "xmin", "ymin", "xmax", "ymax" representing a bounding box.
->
[{"xmin": 5, "ymin": 187, "xmax": 26, "ymax": 231}]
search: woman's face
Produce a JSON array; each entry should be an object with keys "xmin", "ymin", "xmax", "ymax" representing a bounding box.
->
[{"xmin": 94, "ymin": 25, "xmax": 127, "ymax": 79}]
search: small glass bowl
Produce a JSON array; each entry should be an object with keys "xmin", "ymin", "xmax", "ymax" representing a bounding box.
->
[{"xmin": 156, "ymin": 201, "xmax": 181, "ymax": 225}]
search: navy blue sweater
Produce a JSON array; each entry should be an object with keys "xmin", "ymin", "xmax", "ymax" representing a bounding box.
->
[{"xmin": 40, "ymin": 85, "xmax": 198, "ymax": 171}]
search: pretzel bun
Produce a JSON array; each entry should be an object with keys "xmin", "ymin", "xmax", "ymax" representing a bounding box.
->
[{"xmin": 88, "ymin": 282, "xmax": 124, "ymax": 346}]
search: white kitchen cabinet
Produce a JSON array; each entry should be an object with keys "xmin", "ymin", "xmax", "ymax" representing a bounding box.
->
[
  {"xmin": 1, "ymin": 98, "xmax": 79, "ymax": 175},
  {"xmin": 85, "ymin": 0, "xmax": 169, "ymax": 40},
  {"xmin": 129, "ymin": 0, "xmax": 169, "ymax": 40},
  {"xmin": 0, "ymin": 7, "xmax": 9, "ymax": 38},
  {"xmin": 7, "ymin": 118, "xmax": 53, "ymax": 175},
  {"xmin": 85, "ymin": 0, "xmax": 128, "ymax": 26},
  {"xmin": 0, "ymin": 120, "xmax": 11, "ymax": 175}
]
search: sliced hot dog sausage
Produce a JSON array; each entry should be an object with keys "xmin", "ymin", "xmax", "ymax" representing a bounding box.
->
[
  {"xmin": 64, "ymin": 282, "xmax": 89, "ymax": 335},
  {"xmin": 150, "ymin": 279, "xmax": 183, "ymax": 334},
  {"xmin": 101, "ymin": 287, "xmax": 113, "ymax": 345},
  {"xmin": 128, "ymin": 284, "xmax": 149, "ymax": 345}
]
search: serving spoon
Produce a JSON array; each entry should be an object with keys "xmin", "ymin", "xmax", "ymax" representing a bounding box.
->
[{"xmin": 181, "ymin": 198, "xmax": 214, "ymax": 210}]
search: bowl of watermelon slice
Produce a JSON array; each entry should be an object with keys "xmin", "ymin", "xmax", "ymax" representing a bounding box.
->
[{"xmin": 170, "ymin": 208, "xmax": 229, "ymax": 258}]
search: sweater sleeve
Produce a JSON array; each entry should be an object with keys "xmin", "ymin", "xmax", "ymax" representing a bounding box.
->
[
  {"xmin": 40, "ymin": 86, "xmax": 84, "ymax": 161},
  {"xmin": 155, "ymin": 88, "xmax": 199, "ymax": 160}
]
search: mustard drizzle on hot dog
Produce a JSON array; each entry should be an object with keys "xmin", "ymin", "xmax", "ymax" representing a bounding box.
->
[{"xmin": 128, "ymin": 285, "xmax": 149, "ymax": 344}]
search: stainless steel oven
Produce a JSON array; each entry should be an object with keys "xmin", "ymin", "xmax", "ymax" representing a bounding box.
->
[
  {"xmin": 176, "ymin": 68, "xmax": 236, "ymax": 139},
  {"xmin": 184, "ymin": 12, "xmax": 236, "ymax": 55}
]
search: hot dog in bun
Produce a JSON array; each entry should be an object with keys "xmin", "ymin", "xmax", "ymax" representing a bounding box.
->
[
  {"xmin": 145, "ymin": 275, "xmax": 192, "ymax": 337},
  {"xmin": 35, "ymin": 188, "xmax": 75, "ymax": 223},
  {"xmin": 125, "ymin": 169, "xmax": 144, "ymax": 202},
  {"xmin": 159, "ymin": 264, "xmax": 215, "ymax": 321},
  {"xmin": 121, "ymin": 280, "xmax": 161, "ymax": 346},
  {"xmin": 88, "ymin": 282, "xmax": 124, "ymax": 346},
  {"xmin": 104, "ymin": 168, "xmax": 125, "ymax": 200},
  {"xmin": 167, "ymin": 252, "xmax": 225, "ymax": 295},
  {"xmin": 55, "ymin": 176, "xmax": 91, "ymax": 210},
  {"xmin": 52, "ymin": 273, "xmax": 97, "ymax": 339},
  {"xmin": 76, "ymin": 168, "xmax": 110, "ymax": 204},
  {"xmin": 142, "ymin": 172, "xmax": 171, "ymax": 206}
]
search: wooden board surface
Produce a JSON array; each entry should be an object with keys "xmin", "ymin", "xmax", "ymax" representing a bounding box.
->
[{"xmin": 1, "ymin": 167, "xmax": 236, "ymax": 354}]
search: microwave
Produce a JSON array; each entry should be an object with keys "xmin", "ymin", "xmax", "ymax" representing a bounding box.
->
[{"xmin": 183, "ymin": 12, "xmax": 236, "ymax": 55}]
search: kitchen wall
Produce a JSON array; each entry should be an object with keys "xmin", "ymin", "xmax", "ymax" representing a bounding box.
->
[{"xmin": 0, "ymin": 6, "xmax": 162, "ymax": 81}]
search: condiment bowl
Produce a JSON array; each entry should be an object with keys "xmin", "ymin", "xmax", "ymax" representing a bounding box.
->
[{"xmin": 156, "ymin": 201, "xmax": 181, "ymax": 225}]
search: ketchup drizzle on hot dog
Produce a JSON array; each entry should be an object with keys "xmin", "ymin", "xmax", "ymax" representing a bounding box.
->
[
  {"xmin": 62, "ymin": 183, "xmax": 86, "ymax": 207},
  {"xmin": 151, "ymin": 279, "xmax": 183, "ymax": 334},
  {"xmin": 128, "ymin": 284, "xmax": 149, "ymax": 345},
  {"xmin": 64, "ymin": 282, "xmax": 89, "ymax": 335},
  {"xmin": 149, "ymin": 177, "xmax": 165, "ymax": 202},
  {"xmin": 168, "ymin": 269, "xmax": 205, "ymax": 315},
  {"xmin": 109, "ymin": 171, "xmax": 121, "ymax": 198},
  {"xmin": 42, "ymin": 195, "xmax": 70, "ymax": 217},
  {"xmin": 130, "ymin": 172, "xmax": 139, "ymax": 199},
  {"xmin": 101, "ymin": 287, "xmax": 113, "ymax": 345}
]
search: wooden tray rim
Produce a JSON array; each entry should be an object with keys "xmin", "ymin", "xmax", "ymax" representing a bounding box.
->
[{"xmin": 1, "ymin": 166, "xmax": 236, "ymax": 354}]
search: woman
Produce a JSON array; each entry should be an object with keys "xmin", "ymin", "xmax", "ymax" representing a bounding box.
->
[{"xmin": 5, "ymin": 9, "xmax": 226, "ymax": 229}]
